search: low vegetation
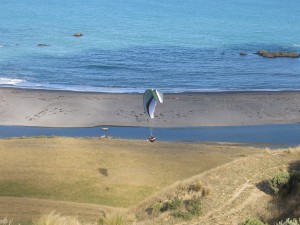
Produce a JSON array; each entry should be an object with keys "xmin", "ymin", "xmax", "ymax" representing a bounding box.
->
[
  {"xmin": 276, "ymin": 218, "xmax": 300, "ymax": 225},
  {"xmin": 240, "ymin": 157, "xmax": 300, "ymax": 225},
  {"xmin": 134, "ymin": 179, "xmax": 211, "ymax": 223},
  {"xmin": 269, "ymin": 171, "xmax": 300, "ymax": 197},
  {"xmin": 98, "ymin": 213, "xmax": 127, "ymax": 225},
  {"xmin": 153, "ymin": 195, "xmax": 201, "ymax": 220},
  {"xmin": 240, "ymin": 218, "xmax": 268, "ymax": 225},
  {"xmin": 240, "ymin": 218, "xmax": 300, "ymax": 225},
  {"xmin": 269, "ymin": 171, "xmax": 291, "ymax": 196}
]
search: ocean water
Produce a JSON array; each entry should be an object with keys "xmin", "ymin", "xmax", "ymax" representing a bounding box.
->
[{"xmin": 0, "ymin": 0, "xmax": 300, "ymax": 93}]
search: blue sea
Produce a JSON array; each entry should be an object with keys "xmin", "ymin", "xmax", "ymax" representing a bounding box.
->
[{"xmin": 0, "ymin": 0, "xmax": 300, "ymax": 93}]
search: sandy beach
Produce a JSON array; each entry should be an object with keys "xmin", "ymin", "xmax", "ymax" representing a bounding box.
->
[{"xmin": 0, "ymin": 87, "xmax": 299, "ymax": 127}]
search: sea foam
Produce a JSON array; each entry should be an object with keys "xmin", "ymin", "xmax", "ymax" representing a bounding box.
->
[{"xmin": 0, "ymin": 77, "xmax": 25, "ymax": 85}]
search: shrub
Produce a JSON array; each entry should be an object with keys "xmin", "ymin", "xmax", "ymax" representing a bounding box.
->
[
  {"xmin": 240, "ymin": 218, "xmax": 268, "ymax": 225},
  {"xmin": 149, "ymin": 195, "xmax": 202, "ymax": 221},
  {"xmin": 202, "ymin": 187, "xmax": 211, "ymax": 197},
  {"xmin": 269, "ymin": 171, "xmax": 291, "ymax": 196},
  {"xmin": 170, "ymin": 196, "xmax": 201, "ymax": 221},
  {"xmin": 270, "ymin": 171, "xmax": 300, "ymax": 196},
  {"xmin": 149, "ymin": 202, "xmax": 162, "ymax": 218},
  {"xmin": 189, "ymin": 180, "xmax": 203, "ymax": 192},
  {"xmin": 162, "ymin": 196, "xmax": 183, "ymax": 212},
  {"xmin": 276, "ymin": 218, "xmax": 300, "ymax": 225},
  {"xmin": 186, "ymin": 196, "xmax": 201, "ymax": 216},
  {"xmin": 172, "ymin": 210, "xmax": 193, "ymax": 220}
]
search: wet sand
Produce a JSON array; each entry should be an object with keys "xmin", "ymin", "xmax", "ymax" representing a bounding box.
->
[{"xmin": 0, "ymin": 87, "xmax": 299, "ymax": 127}]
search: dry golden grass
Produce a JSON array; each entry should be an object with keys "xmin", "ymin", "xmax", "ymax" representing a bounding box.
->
[
  {"xmin": 0, "ymin": 137, "xmax": 261, "ymax": 224},
  {"xmin": 34, "ymin": 211, "xmax": 131, "ymax": 225},
  {"xmin": 33, "ymin": 211, "xmax": 96, "ymax": 225},
  {"xmin": 176, "ymin": 146, "xmax": 300, "ymax": 225},
  {"xmin": 0, "ymin": 137, "xmax": 299, "ymax": 225},
  {"xmin": 129, "ymin": 146, "xmax": 300, "ymax": 225}
]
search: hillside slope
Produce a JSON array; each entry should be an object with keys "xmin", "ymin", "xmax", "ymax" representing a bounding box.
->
[{"xmin": 134, "ymin": 147, "xmax": 300, "ymax": 225}]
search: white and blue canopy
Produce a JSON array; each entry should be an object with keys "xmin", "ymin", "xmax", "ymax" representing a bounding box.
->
[{"xmin": 143, "ymin": 89, "xmax": 163, "ymax": 119}]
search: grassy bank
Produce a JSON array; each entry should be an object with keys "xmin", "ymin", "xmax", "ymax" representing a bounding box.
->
[{"xmin": 0, "ymin": 137, "xmax": 261, "ymax": 224}]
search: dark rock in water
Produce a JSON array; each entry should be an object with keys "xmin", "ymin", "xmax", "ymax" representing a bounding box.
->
[
  {"xmin": 37, "ymin": 44, "xmax": 49, "ymax": 47},
  {"xmin": 257, "ymin": 50, "xmax": 300, "ymax": 58},
  {"xmin": 257, "ymin": 50, "xmax": 274, "ymax": 58},
  {"xmin": 239, "ymin": 52, "xmax": 247, "ymax": 56},
  {"xmin": 73, "ymin": 33, "xmax": 83, "ymax": 37}
]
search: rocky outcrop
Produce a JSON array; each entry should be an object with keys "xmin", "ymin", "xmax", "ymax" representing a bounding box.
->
[
  {"xmin": 73, "ymin": 33, "xmax": 83, "ymax": 37},
  {"xmin": 257, "ymin": 50, "xmax": 300, "ymax": 58}
]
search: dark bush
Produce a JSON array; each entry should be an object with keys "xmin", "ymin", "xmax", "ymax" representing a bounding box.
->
[
  {"xmin": 270, "ymin": 172, "xmax": 291, "ymax": 196},
  {"xmin": 270, "ymin": 171, "xmax": 300, "ymax": 197},
  {"xmin": 161, "ymin": 196, "xmax": 183, "ymax": 212}
]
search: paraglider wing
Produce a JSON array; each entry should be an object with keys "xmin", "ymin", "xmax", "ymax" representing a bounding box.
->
[
  {"xmin": 143, "ymin": 89, "xmax": 163, "ymax": 119},
  {"xmin": 148, "ymin": 98, "xmax": 157, "ymax": 119},
  {"xmin": 156, "ymin": 90, "xmax": 163, "ymax": 103}
]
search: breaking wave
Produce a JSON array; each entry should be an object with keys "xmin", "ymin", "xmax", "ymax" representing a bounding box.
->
[{"xmin": 0, "ymin": 77, "xmax": 25, "ymax": 85}]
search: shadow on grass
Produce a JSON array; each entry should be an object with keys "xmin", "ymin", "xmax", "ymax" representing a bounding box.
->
[
  {"xmin": 288, "ymin": 160, "xmax": 300, "ymax": 171},
  {"xmin": 256, "ymin": 180, "xmax": 272, "ymax": 195},
  {"xmin": 99, "ymin": 168, "xmax": 108, "ymax": 176}
]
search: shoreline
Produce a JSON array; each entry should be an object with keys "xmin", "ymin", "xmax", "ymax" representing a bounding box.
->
[
  {"xmin": 0, "ymin": 87, "xmax": 300, "ymax": 128},
  {"xmin": 3, "ymin": 86, "xmax": 300, "ymax": 94}
]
